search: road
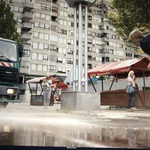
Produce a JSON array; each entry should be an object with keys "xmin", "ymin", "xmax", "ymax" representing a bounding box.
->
[{"xmin": 0, "ymin": 102, "xmax": 150, "ymax": 149}]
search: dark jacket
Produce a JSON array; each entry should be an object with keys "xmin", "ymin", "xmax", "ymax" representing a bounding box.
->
[{"xmin": 140, "ymin": 34, "xmax": 150, "ymax": 56}]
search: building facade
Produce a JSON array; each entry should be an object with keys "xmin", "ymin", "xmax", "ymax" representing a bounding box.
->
[{"xmin": 4, "ymin": 0, "xmax": 143, "ymax": 101}]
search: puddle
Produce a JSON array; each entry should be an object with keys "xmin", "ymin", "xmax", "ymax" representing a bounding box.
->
[{"xmin": 0, "ymin": 119, "xmax": 149, "ymax": 148}]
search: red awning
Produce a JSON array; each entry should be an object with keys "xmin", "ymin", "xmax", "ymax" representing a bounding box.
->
[
  {"xmin": 88, "ymin": 57, "xmax": 150, "ymax": 77},
  {"xmin": 26, "ymin": 76, "xmax": 68, "ymax": 90},
  {"xmin": 26, "ymin": 76, "xmax": 60, "ymax": 83}
]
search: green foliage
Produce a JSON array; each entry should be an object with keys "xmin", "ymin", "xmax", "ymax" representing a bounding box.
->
[
  {"xmin": 0, "ymin": 0, "xmax": 21, "ymax": 46},
  {"xmin": 106, "ymin": 0, "xmax": 150, "ymax": 41},
  {"xmin": 98, "ymin": 76, "xmax": 105, "ymax": 80}
]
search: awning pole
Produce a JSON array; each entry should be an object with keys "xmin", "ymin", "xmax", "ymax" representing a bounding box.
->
[
  {"xmin": 28, "ymin": 83, "xmax": 32, "ymax": 95},
  {"xmin": 143, "ymin": 70, "xmax": 146, "ymax": 104},
  {"xmin": 109, "ymin": 76, "xmax": 116, "ymax": 91},
  {"xmin": 102, "ymin": 76, "xmax": 104, "ymax": 91},
  {"xmin": 89, "ymin": 76, "xmax": 97, "ymax": 92}
]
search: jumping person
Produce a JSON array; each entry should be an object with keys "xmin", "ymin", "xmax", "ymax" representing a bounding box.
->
[{"xmin": 129, "ymin": 29, "xmax": 150, "ymax": 56}]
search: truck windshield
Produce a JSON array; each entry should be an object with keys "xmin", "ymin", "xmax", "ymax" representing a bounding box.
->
[{"xmin": 0, "ymin": 40, "xmax": 17, "ymax": 62}]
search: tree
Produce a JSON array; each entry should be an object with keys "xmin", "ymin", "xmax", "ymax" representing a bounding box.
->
[
  {"xmin": 106, "ymin": 0, "xmax": 150, "ymax": 41},
  {"xmin": 0, "ymin": 0, "xmax": 21, "ymax": 46}
]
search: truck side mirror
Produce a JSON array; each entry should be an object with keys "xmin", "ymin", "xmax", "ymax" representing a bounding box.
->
[{"xmin": 19, "ymin": 47, "xmax": 24, "ymax": 57}]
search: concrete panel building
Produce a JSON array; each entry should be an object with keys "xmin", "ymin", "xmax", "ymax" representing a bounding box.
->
[{"xmin": 4, "ymin": 0, "xmax": 144, "ymax": 101}]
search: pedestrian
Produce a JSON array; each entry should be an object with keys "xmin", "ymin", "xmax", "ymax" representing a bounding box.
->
[
  {"xmin": 129, "ymin": 29, "xmax": 150, "ymax": 56},
  {"xmin": 126, "ymin": 70, "xmax": 138, "ymax": 112},
  {"xmin": 41, "ymin": 76, "xmax": 52, "ymax": 108}
]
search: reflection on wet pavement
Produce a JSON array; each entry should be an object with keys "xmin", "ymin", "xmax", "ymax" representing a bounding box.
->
[{"xmin": 0, "ymin": 112, "xmax": 150, "ymax": 149}]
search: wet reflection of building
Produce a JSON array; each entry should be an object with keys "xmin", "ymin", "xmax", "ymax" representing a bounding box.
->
[
  {"xmin": 0, "ymin": 124, "xmax": 150, "ymax": 148},
  {"xmin": 0, "ymin": 125, "xmax": 14, "ymax": 145}
]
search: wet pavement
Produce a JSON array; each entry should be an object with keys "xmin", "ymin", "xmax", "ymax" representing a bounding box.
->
[{"xmin": 0, "ymin": 102, "xmax": 150, "ymax": 149}]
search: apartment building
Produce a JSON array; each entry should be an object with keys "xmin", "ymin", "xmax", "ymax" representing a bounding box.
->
[{"xmin": 4, "ymin": 0, "xmax": 142, "ymax": 101}]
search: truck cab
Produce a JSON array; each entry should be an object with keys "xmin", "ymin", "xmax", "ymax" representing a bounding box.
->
[{"xmin": 0, "ymin": 38, "xmax": 23, "ymax": 108}]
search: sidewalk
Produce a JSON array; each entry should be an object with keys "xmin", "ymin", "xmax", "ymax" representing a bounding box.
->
[{"xmin": 5, "ymin": 102, "xmax": 150, "ymax": 119}]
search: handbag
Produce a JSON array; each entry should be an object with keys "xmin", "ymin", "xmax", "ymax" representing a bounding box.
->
[{"xmin": 126, "ymin": 85, "xmax": 135, "ymax": 93}]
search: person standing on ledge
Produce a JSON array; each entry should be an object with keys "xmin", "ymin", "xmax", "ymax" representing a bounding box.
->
[
  {"xmin": 129, "ymin": 29, "xmax": 150, "ymax": 56},
  {"xmin": 42, "ymin": 76, "xmax": 52, "ymax": 108}
]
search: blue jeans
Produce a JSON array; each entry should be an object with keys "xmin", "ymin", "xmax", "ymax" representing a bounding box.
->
[
  {"xmin": 127, "ymin": 92, "xmax": 137, "ymax": 109},
  {"xmin": 43, "ymin": 90, "xmax": 51, "ymax": 107}
]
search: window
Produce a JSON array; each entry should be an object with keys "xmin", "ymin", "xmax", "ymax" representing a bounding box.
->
[
  {"xmin": 39, "ymin": 33, "xmax": 44, "ymax": 39},
  {"xmin": 31, "ymin": 64, "xmax": 36, "ymax": 71},
  {"xmin": 51, "ymin": 25, "xmax": 56, "ymax": 31},
  {"xmin": 68, "ymin": 21, "xmax": 71, "ymax": 26},
  {"xmin": 49, "ymin": 65, "xmax": 57, "ymax": 72},
  {"xmin": 57, "ymin": 67, "xmax": 66, "ymax": 73},
  {"xmin": 33, "ymin": 32, "xmax": 38, "ymax": 38},
  {"xmin": 50, "ymin": 55, "xmax": 57, "ymax": 62},
  {"xmin": 14, "ymin": 6, "xmax": 19, "ymax": 11},
  {"xmin": 43, "ymin": 65, "xmax": 47, "ymax": 71},
  {"xmin": 21, "ymin": 61, "xmax": 30, "ymax": 69},
  {"xmin": 117, "ymin": 51, "xmax": 124, "ymax": 56},
  {"xmin": 35, "ymin": 12, "xmax": 40, "ymax": 18},
  {"xmin": 59, "ymin": 38, "xmax": 63, "ymax": 44},
  {"xmin": 67, "ymin": 49, "xmax": 73, "ymax": 54},
  {"xmin": 60, "ymin": 20, "xmax": 63, "ymax": 25},
  {"xmin": 19, "ymin": 7, "xmax": 23, "ymax": 12},
  {"xmin": 62, "ymin": 48, "xmax": 66, "ymax": 54},
  {"xmin": 58, "ymin": 48, "xmax": 63, "ymax": 53},
  {"xmin": 40, "ymin": 23, "xmax": 44, "ymax": 28},
  {"xmin": 41, "ymin": 14, "xmax": 45, "ymax": 19},
  {"xmin": 63, "ymin": 39, "xmax": 67, "ymax": 44},
  {"xmin": 43, "ymin": 54, "xmax": 48, "ymax": 60},
  {"xmin": 45, "ymin": 24, "xmax": 50, "ymax": 29},
  {"xmin": 45, "ymin": 15, "xmax": 49, "ymax": 20},
  {"xmin": 38, "ymin": 54, "xmax": 42, "ymax": 60},
  {"xmin": 126, "ymin": 53, "xmax": 132, "ymax": 57},
  {"xmin": 43, "ymin": 44, "xmax": 49, "ymax": 50},
  {"xmin": 37, "ymin": 64, "xmax": 42, "ymax": 71},
  {"xmin": 50, "ymin": 35, "xmax": 58, "ymax": 42},
  {"xmin": 33, "ymin": 42, "xmax": 38, "ymax": 49},
  {"xmin": 34, "ymin": 22, "xmax": 39, "ymax": 27},
  {"xmin": 52, "ymin": 6, "xmax": 58, "ymax": 13},
  {"xmin": 50, "ymin": 44, "xmax": 57, "ymax": 51},
  {"xmin": 45, "ymin": 34, "xmax": 49, "ymax": 40},
  {"xmin": 39, "ymin": 43, "xmax": 43, "ymax": 49},
  {"xmin": 24, "ymin": 50, "xmax": 31, "ymax": 57},
  {"xmin": 67, "ymin": 58, "xmax": 73, "ymax": 64},
  {"xmin": 57, "ymin": 57, "xmax": 62, "ymax": 63},
  {"xmin": 31, "ymin": 53, "xmax": 37, "ymax": 59}
]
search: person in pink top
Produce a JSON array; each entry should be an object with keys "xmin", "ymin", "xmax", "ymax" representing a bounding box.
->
[{"xmin": 126, "ymin": 70, "xmax": 138, "ymax": 112}]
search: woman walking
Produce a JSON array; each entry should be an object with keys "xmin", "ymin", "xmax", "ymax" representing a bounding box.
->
[{"xmin": 126, "ymin": 71, "xmax": 138, "ymax": 112}]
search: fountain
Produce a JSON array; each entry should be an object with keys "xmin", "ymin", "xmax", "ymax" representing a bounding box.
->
[{"xmin": 61, "ymin": 0, "xmax": 100, "ymax": 111}]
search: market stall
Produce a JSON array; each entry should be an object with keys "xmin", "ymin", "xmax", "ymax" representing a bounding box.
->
[
  {"xmin": 88, "ymin": 57, "xmax": 150, "ymax": 108},
  {"xmin": 26, "ymin": 76, "xmax": 68, "ymax": 106}
]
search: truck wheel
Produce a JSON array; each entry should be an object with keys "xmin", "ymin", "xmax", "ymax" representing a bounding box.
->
[{"xmin": 0, "ymin": 102, "xmax": 8, "ymax": 108}]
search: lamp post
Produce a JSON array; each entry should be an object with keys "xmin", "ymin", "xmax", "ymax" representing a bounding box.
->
[{"xmin": 65, "ymin": 0, "xmax": 96, "ymax": 92}]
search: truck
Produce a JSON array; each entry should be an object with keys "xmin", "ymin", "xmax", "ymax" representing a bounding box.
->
[{"xmin": 0, "ymin": 37, "xmax": 23, "ymax": 108}]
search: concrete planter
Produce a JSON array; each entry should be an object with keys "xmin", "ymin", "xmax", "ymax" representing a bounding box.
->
[{"xmin": 61, "ymin": 91, "xmax": 100, "ymax": 111}]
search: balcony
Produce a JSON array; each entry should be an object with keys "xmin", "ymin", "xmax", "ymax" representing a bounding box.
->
[
  {"xmin": 22, "ymin": 12, "xmax": 33, "ymax": 21},
  {"xmin": 21, "ymin": 32, "xmax": 32, "ymax": 41},
  {"xmin": 22, "ymin": 22, "xmax": 32, "ymax": 30},
  {"xmin": 23, "ymin": 43, "xmax": 31, "ymax": 50},
  {"xmin": 19, "ymin": 67, "xmax": 30, "ymax": 74},
  {"xmin": 65, "ymin": 0, "xmax": 96, "ymax": 7},
  {"xmin": 23, "ymin": 2, "xmax": 34, "ymax": 12}
]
